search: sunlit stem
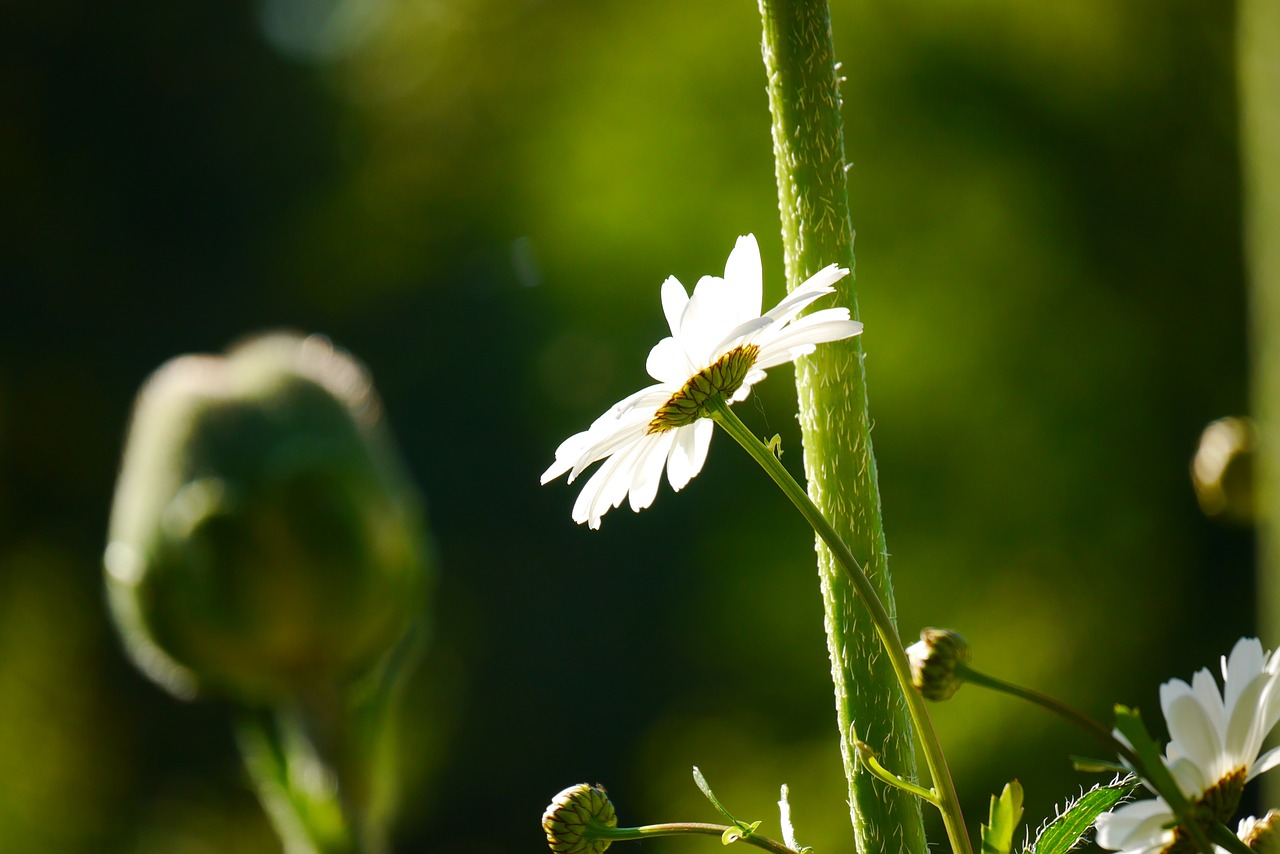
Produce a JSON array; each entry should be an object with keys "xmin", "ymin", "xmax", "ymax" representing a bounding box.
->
[
  {"xmin": 706, "ymin": 397, "xmax": 973, "ymax": 854},
  {"xmin": 591, "ymin": 822, "xmax": 801, "ymax": 854},
  {"xmin": 955, "ymin": 663, "xmax": 1222, "ymax": 854},
  {"xmin": 854, "ymin": 735, "xmax": 942, "ymax": 807}
]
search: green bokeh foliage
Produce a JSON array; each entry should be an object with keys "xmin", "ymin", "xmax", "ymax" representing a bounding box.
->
[{"xmin": 0, "ymin": 0, "xmax": 1248, "ymax": 850}]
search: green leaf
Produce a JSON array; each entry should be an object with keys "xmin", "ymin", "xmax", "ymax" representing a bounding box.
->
[
  {"xmin": 1030, "ymin": 778, "xmax": 1138, "ymax": 854},
  {"xmin": 693, "ymin": 766, "xmax": 738, "ymax": 824},
  {"xmin": 981, "ymin": 781, "xmax": 1025, "ymax": 854}
]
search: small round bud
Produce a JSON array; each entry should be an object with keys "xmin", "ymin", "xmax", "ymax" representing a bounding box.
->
[
  {"xmin": 1240, "ymin": 811, "xmax": 1280, "ymax": 854},
  {"xmin": 1192, "ymin": 417, "xmax": 1254, "ymax": 524},
  {"xmin": 542, "ymin": 783, "xmax": 616, "ymax": 854},
  {"xmin": 906, "ymin": 628, "xmax": 970, "ymax": 701},
  {"xmin": 105, "ymin": 333, "xmax": 431, "ymax": 702}
]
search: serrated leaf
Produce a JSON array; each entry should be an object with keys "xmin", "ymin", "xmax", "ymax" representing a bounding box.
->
[
  {"xmin": 982, "ymin": 781, "xmax": 1025, "ymax": 854},
  {"xmin": 1031, "ymin": 779, "xmax": 1138, "ymax": 854}
]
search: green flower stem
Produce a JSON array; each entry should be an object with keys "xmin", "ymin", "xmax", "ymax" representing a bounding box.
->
[
  {"xmin": 955, "ymin": 665, "xmax": 1132, "ymax": 765},
  {"xmin": 955, "ymin": 664, "xmax": 1220, "ymax": 854},
  {"xmin": 592, "ymin": 822, "xmax": 800, "ymax": 854},
  {"xmin": 707, "ymin": 398, "xmax": 972, "ymax": 854},
  {"xmin": 758, "ymin": 1, "xmax": 929, "ymax": 850},
  {"xmin": 854, "ymin": 738, "xmax": 943, "ymax": 808}
]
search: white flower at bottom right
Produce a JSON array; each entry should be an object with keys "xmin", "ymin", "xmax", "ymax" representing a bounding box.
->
[{"xmin": 1095, "ymin": 638, "xmax": 1280, "ymax": 854}]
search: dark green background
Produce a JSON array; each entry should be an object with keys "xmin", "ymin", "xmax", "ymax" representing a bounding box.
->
[{"xmin": 0, "ymin": 0, "xmax": 1253, "ymax": 851}]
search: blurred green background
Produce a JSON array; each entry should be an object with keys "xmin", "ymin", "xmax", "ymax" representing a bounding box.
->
[{"xmin": 0, "ymin": 0, "xmax": 1253, "ymax": 851}]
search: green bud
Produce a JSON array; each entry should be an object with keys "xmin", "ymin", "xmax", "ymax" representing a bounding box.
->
[
  {"xmin": 105, "ymin": 333, "xmax": 430, "ymax": 702},
  {"xmin": 906, "ymin": 628, "xmax": 970, "ymax": 701},
  {"xmin": 542, "ymin": 784, "xmax": 616, "ymax": 854}
]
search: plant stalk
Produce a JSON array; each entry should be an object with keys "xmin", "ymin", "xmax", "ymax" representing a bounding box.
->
[{"xmin": 757, "ymin": 1, "xmax": 936, "ymax": 852}]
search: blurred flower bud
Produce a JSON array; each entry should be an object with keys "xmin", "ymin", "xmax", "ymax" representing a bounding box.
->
[
  {"xmin": 542, "ymin": 784, "xmax": 616, "ymax": 854},
  {"xmin": 1239, "ymin": 811, "xmax": 1280, "ymax": 854},
  {"xmin": 1192, "ymin": 417, "xmax": 1254, "ymax": 525},
  {"xmin": 906, "ymin": 628, "xmax": 970, "ymax": 701},
  {"xmin": 104, "ymin": 333, "xmax": 431, "ymax": 702}
]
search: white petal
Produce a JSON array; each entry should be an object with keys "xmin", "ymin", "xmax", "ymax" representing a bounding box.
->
[
  {"xmin": 647, "ymin": 336, "xmax": 693, "ymax": 383},
  {"xmin": 1095, "ymin": 799, "xmax": 1175, "ymax": 852},
  {"xmin": 1162, "ymin": 679, "xmax": 1222, "ymax": 775},
  {"xmin": 571, "ymin": 447, "xmax": 629, "ymax": 528},
  {"xmin": 661, "ymin": 276, "xmax": 689, "ymax": 337},
  {"xmin": 1225, "ymin": 638, "xmax": 1266, "ymax": 713},
  {"xmin": 628, "ymin": 431, "xmax": 676, "ymax": 512},
  {"xmin": 666, "ymin": 418, "xmax": 715, "ymax": 492},
  {"xmin": 798, "ymin": 262, "xmax": 851, "ymax": 294},
  {"xmin": 755, "ymin": 314, "xmax": 863, "ymax": 369},
  {"xmin": 1191, "ymin": 667, "xmax": 1226, "ymax": 740},
  {"xmin": 708, "ymin": 315, "xmax": 773, "ymax": 357},
  {"xmin": 1167, "ymin": 755, "xmax": 1208, "ymax": 797},
  {"xmin": 684, "ymin": 418, "xmax": 715, "ymax": 481},
  {"xmin": 679, "ymin": 275, "xmax": 738, "ymax": 365},
  {"xmin": 723, "ymin": 234, "xmax": 763, "ymax": 324},
  {"xmin": 1249, "ymin": 745, "xmax": 1280, "ymax": 782},
  {"xmin": 567, "ymin": 417, "xmax": 651, "ymax": 483},
  {"xmin": 1225, "ymin": 670, "xmax": 1271, "ymax": 766},
  {"xmin": 763, "ymin": 279, "xmax": 837, "ymax": 327}
]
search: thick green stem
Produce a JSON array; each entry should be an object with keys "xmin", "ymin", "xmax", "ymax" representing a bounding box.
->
[
  {"xmin": 757, "ymin": 2, "xmax": 933, "ymax": 853},
  {"xmin": 709, "ymin": 400, "xmax": 971, "ymax": 854}
]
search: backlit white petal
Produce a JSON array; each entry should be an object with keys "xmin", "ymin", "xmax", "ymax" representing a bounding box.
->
[
  {"xmin": 628, "ymin": 431, "xmax": 676, "ymax": 512},
  {"xmin": 1163, "ymin": 686, "xmax": 1222, "ymax": 775},
  {"xmin": 723, "ymin": 234, "xmax": 763, "ymax": 324},
  {"xmin": 661, "ymin": 275, "xmax": 690, "ymax": 337},
  {"xmin": 647, "ymin": 336, "xmax": 693, "ymax": 383},
  {"xmin": 666, "ymin": 424, "xmax": 701, "ymax": 491}
]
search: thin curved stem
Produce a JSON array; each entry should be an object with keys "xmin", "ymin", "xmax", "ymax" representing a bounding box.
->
[
  {"xmin": 707, "ymin": 398, "xmax": 973, "ymax": 854},
  {"xmin": 594, "ymin": 823, "xmax": 800, "ymax": 854}
]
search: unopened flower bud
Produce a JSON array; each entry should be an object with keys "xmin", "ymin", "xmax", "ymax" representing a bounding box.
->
[
  {"xmin": 1192, "ymin": 417, "xmax": 1254, "ymax": 524},
  {"xmin": 907, "ymin": 628, "xmax": 970, "ymax": 701},
  {"xmin": 1239, "ymin": 811, "xmax": 1280, "ymax": 854},
  {"xmin": 542, "ymin": 783, "xmax": 616, "ymax": 854},
  {"xmin": 104, "ymin": 333, "xmax": 431, "ymax": 702}
]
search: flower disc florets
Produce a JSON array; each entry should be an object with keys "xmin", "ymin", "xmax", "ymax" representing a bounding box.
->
[
  {"xmin": 648, "ymin": 344, "xmax": 760, "ymax": 433},
  {"xmin": 543, "ymin": 783, "xmax": 616, "ymax": 854}
]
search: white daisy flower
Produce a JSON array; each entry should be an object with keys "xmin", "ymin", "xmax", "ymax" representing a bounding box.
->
[
  {"xmin": 540, "ymin": 234, "xmax": 861, "ymax": 529},
  {"xmin": 1095, "ymin": 638, "xmax": 1280, "ymax": 854}
]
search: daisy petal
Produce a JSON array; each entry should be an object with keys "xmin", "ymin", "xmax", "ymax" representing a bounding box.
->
[
  {"xmin": 628, "ymin": 431, "xmax": 675, "ymax": 512},
  {"xmin": 647, "ymin": 336, "xmax": 693, "ymax": 383},
  {"xmin": 1162, "ymin": 681, "xmax": 1223, "ymax": 775},
  {"xmin": 723, "ymin": 234, "xmax": 763, "ymax": 324},
  {"xmin": 661, "ymin": 276, "xmax": 690, "ymax": 337}
]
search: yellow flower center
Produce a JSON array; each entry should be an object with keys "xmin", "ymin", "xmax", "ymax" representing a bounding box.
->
[{"xmin": 648, "ymin": 344, "xmax": 760, "ymax": 434}]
